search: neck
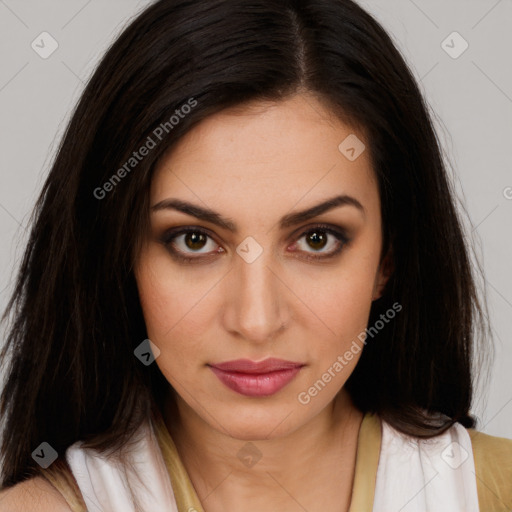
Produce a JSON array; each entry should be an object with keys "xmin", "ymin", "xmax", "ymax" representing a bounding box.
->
[{"xmin": 163, "ymin": 389, "xmax": 364, "ymax": 512}]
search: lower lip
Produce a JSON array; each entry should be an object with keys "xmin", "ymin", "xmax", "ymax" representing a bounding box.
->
[{"xmin": 209, "ymin": 366, "xmax": 302, "ymax": 397}]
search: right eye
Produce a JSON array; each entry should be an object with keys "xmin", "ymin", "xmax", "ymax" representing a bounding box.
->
[{"xmin": 160, "ymin": 227, "xmax": 225, "ymax": 263}]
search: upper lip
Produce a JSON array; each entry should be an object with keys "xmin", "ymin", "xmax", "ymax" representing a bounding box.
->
[{"xmin": 210, "ymin": 358, "xmax": 304, "ymax": 374}]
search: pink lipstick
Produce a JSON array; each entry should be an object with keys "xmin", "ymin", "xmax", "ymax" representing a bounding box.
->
[{"xmin": 209, "ymin": 358, "xmax": 304, "ymax": 397}]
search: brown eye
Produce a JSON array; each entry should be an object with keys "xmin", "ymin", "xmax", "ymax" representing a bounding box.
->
[
  {"xmin": 291, "ymin": 224, "xmax": 349, "ymax": 260},
  {"xmin": 160, "ymin": 227, "xmax": 222, "ymax": 262},
  {"xmin": 184, "ymin": 232, "xmax": 208, "ymax": 251},
  {"xmin": 305, "ymin": 231, "xmax": 328, "ymax": 251}
]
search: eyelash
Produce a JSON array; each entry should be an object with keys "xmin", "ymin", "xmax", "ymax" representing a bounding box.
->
[{"xmin": 159, "ymin": 224, "xmax": 350, "ymax": 264}]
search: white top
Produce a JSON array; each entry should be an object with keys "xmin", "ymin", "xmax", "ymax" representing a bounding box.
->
[
  {"xmin": 66, "ymin": 419, "xmax": 179, "ymax": 512},
  {"xmin": 66, "ymin": 415, "xmax": 479, "ymax": 512},
  {"xmin": 373, "ymin": 420, "xmax": 479, "ymax": 511}
]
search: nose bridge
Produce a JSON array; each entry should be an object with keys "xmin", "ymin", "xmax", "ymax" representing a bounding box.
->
[{"xmin": 226, "ymin": 243, "xmax": 286, "ymax": 342}]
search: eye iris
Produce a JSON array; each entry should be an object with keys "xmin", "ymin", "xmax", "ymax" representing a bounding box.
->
[
  {"xmin": 185, "ymin": 232, "xmax": 207, "ymax": 250},
  {"xmin": 307, "ymin": 231, "xmax": 327, "ymax": 251}
]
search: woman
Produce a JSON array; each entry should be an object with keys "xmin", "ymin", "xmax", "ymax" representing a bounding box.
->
[{"xmin": 0, "ymin": 0, "xmax": 511, "ymax": 510}]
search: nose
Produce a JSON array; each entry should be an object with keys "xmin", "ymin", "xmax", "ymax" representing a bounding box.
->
[{"xmin": 222, "ymin": 249, "xmax": 289, "ymax": 344}]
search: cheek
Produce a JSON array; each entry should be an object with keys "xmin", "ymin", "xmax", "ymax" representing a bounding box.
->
[
  {"xmin": 293, "ymin": 278, "xmax": 373, "ymax": 371},
  {"xmin": 136, "ymin": 270, "xmax": 174, "ymax": 339},
  {"xmin": 136, "ymin": 248, "xmax": 215, "ymax": 340},
  {"xmin": 135, "ymin": 249, "xmax": 224, "ymax": 390},
  {"xmin": 135, "ymin": 264, "xmax": 198, "ymax": 386},
  {"xmin": 292, "ymin": 246, "xmax": 380, "ymax": 351}
]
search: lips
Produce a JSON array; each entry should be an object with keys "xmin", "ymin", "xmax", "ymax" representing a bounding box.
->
[
  {"xmin": 211, "ymin": 358, "xmax": 303, "ymax": 373},
  {"xmin": 208, "ymin": 358, "xmax": 304, "ymax": 397}
]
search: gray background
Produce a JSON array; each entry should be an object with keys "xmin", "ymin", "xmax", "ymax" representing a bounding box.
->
[{"xmin": 0, "ymin": 0, "xmax": 511, "ymax": 437}]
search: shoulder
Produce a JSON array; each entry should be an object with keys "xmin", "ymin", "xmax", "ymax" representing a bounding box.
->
[
  {"xmin": 469, "ymin": 427, "xmax": 512, "ymax": 469},
  {"xmin": 468, "ymin": 427, "xmax": 512, "ymax": 511},
  {"xmin": 0, "ymin": 476, "xmax": 73, "ymax": 511}
]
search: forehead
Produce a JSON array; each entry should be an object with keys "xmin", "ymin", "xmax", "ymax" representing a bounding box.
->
[{"xmin": 151, "ymin": 93, "xmax": 380, "ymax": 222}]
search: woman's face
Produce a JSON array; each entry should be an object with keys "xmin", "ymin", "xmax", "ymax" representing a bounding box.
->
[{"xmin": 135, "ymin": 93, "xmax": 391, "ymax": 440}]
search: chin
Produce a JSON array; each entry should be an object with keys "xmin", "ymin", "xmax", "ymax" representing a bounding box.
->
[{"xmin": 212, "ymin": 403, "xmax": 302, "ymax": 441}]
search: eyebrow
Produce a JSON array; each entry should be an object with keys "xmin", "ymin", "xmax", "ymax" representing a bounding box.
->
[{"xmin": 151, "ymin": 194, "xmax": 365, "ymax": 233}]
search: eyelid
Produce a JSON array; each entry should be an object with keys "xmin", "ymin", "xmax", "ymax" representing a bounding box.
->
[
  {"xmin": 159, "ymin": 223, "xmax": 349, "ymax": 262},
  {"xmin": 293, "ymin": 223, "xmax": 348, "ymax": 242}
]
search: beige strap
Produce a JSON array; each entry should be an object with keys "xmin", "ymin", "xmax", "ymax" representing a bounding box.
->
[
  {"xmin": 152, "ymin": 409, "xmax": 205, "ymax": 512},
  {"xmin": 348, "ymin": 412, "xmax": 381, "ymax": 511}
]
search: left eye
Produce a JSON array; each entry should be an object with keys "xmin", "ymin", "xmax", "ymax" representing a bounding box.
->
[
  {"xmin": 160, "ymin": 224, "xmax": 348, "ymax": 262},
  {"xmin": 290, "ymin": 226, "xmax": 348, "ymax": 259}
]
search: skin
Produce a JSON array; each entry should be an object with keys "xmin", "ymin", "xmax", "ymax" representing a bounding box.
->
[{"xmin": 134, "ymin": 92, "xmax": 393, "ymax": 512}]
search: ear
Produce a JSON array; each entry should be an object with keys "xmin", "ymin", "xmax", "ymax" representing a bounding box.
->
[{"xmin": 372, "ymin": 244, "xmax": 394, "ymax": 301}]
